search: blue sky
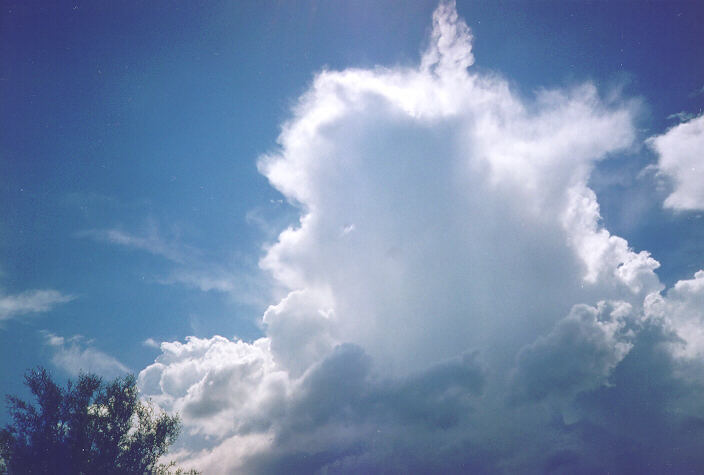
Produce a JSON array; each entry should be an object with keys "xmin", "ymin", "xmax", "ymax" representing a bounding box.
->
[{"xmin": 2, "ymin": 1, "xmax": 704, "ymax": 472}]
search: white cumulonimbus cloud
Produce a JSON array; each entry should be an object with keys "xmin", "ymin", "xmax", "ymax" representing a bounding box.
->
[
  {"xmin": 649, "ymin": 113, "xmax": 704, "ymax": 211},
  {"xmin": 139, "ymin": 2, "xmax": 704, "ymax": 472}
]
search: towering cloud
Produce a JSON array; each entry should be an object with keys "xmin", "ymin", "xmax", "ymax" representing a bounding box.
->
[{"xmin": 139, "ymin": 2, "xmax": 704, "ymax": 472}]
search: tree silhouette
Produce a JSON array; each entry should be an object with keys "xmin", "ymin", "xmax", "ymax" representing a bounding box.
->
[{"xmin": 0, "ymin": 368, "xmax": 195, "ymax": 474}]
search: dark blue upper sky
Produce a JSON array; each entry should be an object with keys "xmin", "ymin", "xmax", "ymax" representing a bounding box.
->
[{"xmin": 1, "ymin": 0, "xmax": 703, "ymax": 429}]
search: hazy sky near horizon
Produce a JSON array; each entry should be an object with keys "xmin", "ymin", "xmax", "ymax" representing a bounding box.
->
[{"xmin": 2, "ymin": 1, "xmax": 704, "ymax": 472}]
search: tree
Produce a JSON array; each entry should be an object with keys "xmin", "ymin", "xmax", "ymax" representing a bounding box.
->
[{"xmin": 0, "ymin": 368, "xmax": 195, "ymax": 474}]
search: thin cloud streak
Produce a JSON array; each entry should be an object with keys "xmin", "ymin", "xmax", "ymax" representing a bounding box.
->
[
  {"xmin": 0, "ymin": 289, "xmax": 74, "ymax": 323},
  {"xmin": 81, "ymin": 223, "xmax": 272, "ymax": 309},
  {"xmin": 79, "ymin": 227, "xmax": 192, "ymax": 264}
]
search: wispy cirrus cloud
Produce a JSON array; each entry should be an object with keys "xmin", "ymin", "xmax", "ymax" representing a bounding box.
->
[
  {"xmin": 79, "ymin": 226, "xmax": 193, "ymax": 264},
  {"xmin": 690, "ymin": 84, "xmax": 704, "ymax": 97},
  {"xmin": 666, "ymin": 111, "xmax": 696, "ymax": 123},
  {"xmin": 42, "ymin": 331, "xmax": 129, "ymax": 378},
  {"xmin": 80, "ymin": 223, "xmax": 270, "ymax": 308},
  {"xmin": 0, "ymin": 289, "xmax": 74, "ymax": 324}
]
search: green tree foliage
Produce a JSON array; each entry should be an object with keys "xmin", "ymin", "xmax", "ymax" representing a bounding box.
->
[{"xmin": 0, "ymin": 368, "xmax": 195, "ymax": 474}]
